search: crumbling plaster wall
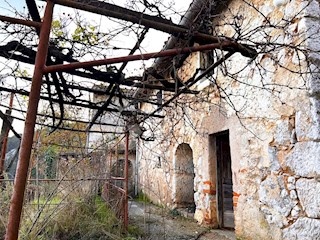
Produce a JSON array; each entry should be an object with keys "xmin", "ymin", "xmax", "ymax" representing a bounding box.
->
[
  {"xmin": 224, "ymin": 0, "xmax": 320, "ymax": 239},
  {"xmin": 138, "ymin": 0, "xmax": 320, "ymax": 239}
]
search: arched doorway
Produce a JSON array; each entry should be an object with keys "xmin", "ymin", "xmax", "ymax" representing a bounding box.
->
[{"xmin": 173, "ymin": 143, "xmax": 195, "ymax": 209}]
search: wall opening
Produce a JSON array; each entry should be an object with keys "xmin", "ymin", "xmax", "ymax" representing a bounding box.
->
[
  {"xmin": 111, "ymin": 159, "xmax": 134, "ymax": 196},
  {"xmin": 173, "ymin": 143, "xmax": 195, "ymax": 211},
  {"xmin": 215, "ymin": 131, "xmax": 234, "ymax": 228}
]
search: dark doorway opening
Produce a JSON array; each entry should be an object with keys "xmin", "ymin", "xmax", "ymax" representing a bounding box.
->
[{"xmin": 216, "ymin": 131, "xmax": 234, "ymax": 228}]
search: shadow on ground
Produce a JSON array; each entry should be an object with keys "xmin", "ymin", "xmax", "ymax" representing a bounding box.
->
[{"xmin": 129, "ymin": 200, "xmax": 235, "ymax": 240}]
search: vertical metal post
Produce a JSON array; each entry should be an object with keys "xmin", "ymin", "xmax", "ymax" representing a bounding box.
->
[
  {"xmin": 124, "ymin": 132, "xmax": 129, "ymax": 230},
  {"xmin": 34, "ymin": 130, "xmax": 40, "ymax": 210},
  {"xmin": 116, "ymin": 144, "xmax": 118, "ymax": 176},
  {"xmin": 134, "ymin": 138, "xmax": 139, "ymax": 197},
  {"xmin": 0, "ymin": 93, "xmax": 14, "ymax": 178},
  {"xmin": 5, "ymin": 1, "xmax": 54, "ymax": 239},
  {"xmin": 108, "ymin": 149, "xmax": 112, "ymax": 186}
]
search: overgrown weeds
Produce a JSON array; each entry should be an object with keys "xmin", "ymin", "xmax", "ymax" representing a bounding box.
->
[
  {"xmin": 0, "ymin": 179, "xmax": 13, "ymax": 239},
  {"xmin": 20, "ymin": 196, "xmax": 125, "ymax": 240},
  {"xmin": 1, "ymin": 188, "xmax": 144, "ymax": 240}
]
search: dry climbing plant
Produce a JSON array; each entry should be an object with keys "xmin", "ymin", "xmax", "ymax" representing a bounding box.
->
[{"xmin": 0, "ymin": 0, "xmax": 319, "ymax": 238}]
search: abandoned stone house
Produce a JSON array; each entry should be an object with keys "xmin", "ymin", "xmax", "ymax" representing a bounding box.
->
[
  {"xmin": 132, "ymin": 0, "xmax": 320, "ymax": 240},
  {"xmin": 85, "ymin": 0, "xmax": 320, "ymax": 239}
]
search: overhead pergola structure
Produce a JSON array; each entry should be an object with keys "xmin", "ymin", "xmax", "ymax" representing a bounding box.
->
[{"xmin": 0, "ymin": 0, "xmax": 257, "ymax": 239}]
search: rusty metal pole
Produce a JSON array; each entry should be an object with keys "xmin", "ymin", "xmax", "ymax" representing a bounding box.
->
[
  {"xmin": 0, "ymin": 15, "xmax": 42, "ymax": 29},
  {"xmin": 5, "ymin": 1, "xmax": 54, "ymax": 239},
  {"xmin": 0, "ymin": 93, "xmax": 14, "ymax": 178},
  {"xmin": 44, "ymin": 42, "xmax": 232, "ymax": 73},
  {"xmin": 124, "ymin": 131, "xmax": 129, "ymax": 231}
]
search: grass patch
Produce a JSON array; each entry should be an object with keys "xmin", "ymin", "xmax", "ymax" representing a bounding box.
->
[
  {"xmin": 127, "ymin": 224, "xmax": 144, "ymax": 238},
  {"xmin": 32, "ymin": 196, "xmax": 62, "ymax": 205},
  {"xmin": 134, "ymin": 191, "xmax": 151, "ymax": 204}
]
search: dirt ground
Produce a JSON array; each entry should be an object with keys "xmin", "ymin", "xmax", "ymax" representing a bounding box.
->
[{"xmin": 129, "ymin": 200, "xmax": 235, "ymax": 240}]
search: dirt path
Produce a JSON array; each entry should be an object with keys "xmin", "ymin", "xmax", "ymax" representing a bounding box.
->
[{"xmin": 129, "ymin": 200, "xmax": 235, "ymax": 240}]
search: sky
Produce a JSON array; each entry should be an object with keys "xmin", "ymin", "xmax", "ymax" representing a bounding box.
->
[
  {"xmin": 0, "ymin": 0, "xmax": 27, "ymax": 15},
  {"xmin": 0, "ymin": 0, "xmax": 192, "ymax": 135}
]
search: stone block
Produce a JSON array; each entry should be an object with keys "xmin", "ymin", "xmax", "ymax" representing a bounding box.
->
[
  {"xmin": 310, "ymin": 98, "xmax": 320, "ymax": 126},
  {"xmin": 259, "ymin": 175, "xmax": 297, "ymax": 218},
  {"xmin": 277, "ymin": 48, "xmax": 287, "ymax": 66},
  {"xmin": 291, "ymin": 205, "xmax": 301, "ymax": 218},
  {"xmin": 290, "ymin": 190, "xmax": 297, "ymax": 200},
  {"xmin": 259, "ymin": 4, "xmax": 274, "ymax": 16},
  {"xmin": 285, "ymin": 142, "xmax": 320, "ymax": 177},
  {"xmin": 298, "ymin": 18, "xmax": 320, "ymax": 52},
  {"xmin": 283, "ymin": 217, "xmax": 320, "ymax": 240},
  {"xmin": 287, "ymin": 176, "xmax": 295, "ymax": 184},
  {"xmin": 300, "ymin": 0, "xmax": 320, "ymax": 18},
  {"xmin": 268, "ymin": 146, "xmax": 281, "ymax": 172},
  {"xmin": 274, "ymin": 119, "xmax": 292, "ymax": 145},
  {"xmin": 295, "ymin": 110, "xmax": 320, "ymax": 141},
  {"xmin": 284, "ymin": 0, "xmax": 318, "ymax": 20},
  {"xmin": 291, "ymin": 49, "xmax": 306, "ymax": 66},
  {"xmin": 265, "ymin": 212, "xmax": 285, "ymax": 228},
  {"xmin": 238, "ymin": 199, "xmax": 279, "ymax": 240},
  {"xmin": 296, "ymin": 178, "xmax": 320, "ymax": 218},
  {"xmin": 284, "ymin": 0, "xmax": 299, "ymax": 20},
  {"xmin": 287, "ymin": 183, "xmax": 295, "ymax": 190},
  {"xmin": 310, "ymin": 77, "xmax": 320, "ymax": 98},
  {"xmin": 194, "ymin": 209, "xmax": 205, "ymax": 224}
]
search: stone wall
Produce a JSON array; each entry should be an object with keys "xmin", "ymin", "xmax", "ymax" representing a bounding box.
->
[{"xmin": 138, "ymin": 0, "xmax": 320, "ymax": 239}]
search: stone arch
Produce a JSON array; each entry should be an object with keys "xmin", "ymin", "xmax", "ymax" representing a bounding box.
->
[{"xmin": 173, "ymin": 143, "xmax": 195, "ymax": 209}]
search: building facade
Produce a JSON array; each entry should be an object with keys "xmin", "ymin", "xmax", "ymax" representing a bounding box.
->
[{"xmin": 137, "ymin": 0, "xmax": 320, "ymax": 239}]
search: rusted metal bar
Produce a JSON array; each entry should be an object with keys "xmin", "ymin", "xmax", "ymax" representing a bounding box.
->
[
  {"xmin": 109, "ymin": 183, "xmax": 126, "ymax": 194},
  {"xmin": 0, "ymin": 86, "xmax": 165, "ymax": 118},
  {"xmin": 0, "ymin": 93, "xmax": 14, "ymax": 179},
  {"xmin": 4, "ymin": 115, "xmax": 124, "ymax": 134},
  {"xmin": 34, "ymin": 130, "xmax": 40, "ymax": 210},
  {"xmin": 0, "ymin": 177, "xmax": 124, "ymax": 182},
  {"xmin": 0, "ymin": 103, "xmax": 125, "ymax": 127},
  {"xmin": 108, "ymin": 151, "xmax": 112, "ymax": 179},
  {"xmin": 8, "ymin": 93, "xmax": 14, "ymax": 110},
  {"xmin": 0, "ymin": 15, "xmax": 42, "ymax": 29},
  {"xmin": 124, "ymin": 131, "xmax": 129, "ymax": 231},
  {"xmin": 111, "ymin": 177, "xmax": 125, "ymax": 181},
  {"xmin": 0, "ymin": 110, "xmax": 21, "ymax": 139},
  {"xmin": 116, "ymin": 144, "xmax": 119, "ymax": 176},
  {"xmin": 5, "ymin": 1, "xmax": 54, "ymax": 239},
  {"xmin": 44, "ymin": 42, "xmax": 233, "ymax": 73},
  {"xmin": 0, "ymin": 114, "xmax": 12, "ymax": 179},
  {"xmin": 41, "ymin": 0, "xmax": 256, "ymax": 57}
]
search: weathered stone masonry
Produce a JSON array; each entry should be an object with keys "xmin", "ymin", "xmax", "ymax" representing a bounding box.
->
[{"xmin": 137, "ymin": 0, "xmax": 320, "ymax": 239}]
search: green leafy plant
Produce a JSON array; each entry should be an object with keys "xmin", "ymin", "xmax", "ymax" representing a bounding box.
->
[
  {"xmin": 44, "ymin": 146, "xmax": 57, "ymax": 179},
  {"xmin": 72, "ymin": 24, "xmax": 98, "ymax": 45}
]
